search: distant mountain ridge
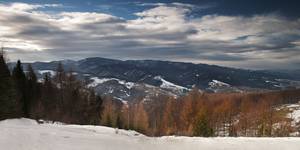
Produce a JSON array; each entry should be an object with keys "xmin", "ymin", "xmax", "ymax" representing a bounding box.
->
[{"xmin": 10, "ymin": 57, "xmax": 300, "ymax": 101}]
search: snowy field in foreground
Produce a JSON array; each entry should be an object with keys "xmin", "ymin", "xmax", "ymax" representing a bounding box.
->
[{"xmin": 1, "ymin": 118, "xmax": 300, "ymax": 150}]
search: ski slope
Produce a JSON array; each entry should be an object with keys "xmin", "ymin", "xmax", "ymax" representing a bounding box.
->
[{"xmin": 1, "ymin": 118, "xmax": 300, "ymax": 150}]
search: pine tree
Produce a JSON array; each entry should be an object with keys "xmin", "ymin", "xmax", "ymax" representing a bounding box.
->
[
  {"xmin": 12, "ymin": 60, "xmax": 28, "ymax": 117},
  {"xmin": 193, "ymin": 109, "xmax": 214, "ymax": 137},
  {"xmin": 87, "ymin": 94, "xmax": 103, "ymax": 125},
  {"xmin": 54, "ymin": 62, "xmax": 66, "ymax": 111},
  {"xmin": 54, "ymin": 62, "xmax": 65, "ymax": 85},
  {"xmin": 26, "ymin": 64, "xmax": 39, "ymax": 117},
  {"xmin": 41, "ymin": 73, "xmax": 55, "ymax": 119},
  {"xmin": 0, "ymin": 54, "xmax": 17, "ymax": 120},
  {"xmin": 27, "ymin": 64, "xmax": 37, "ymax": 83}
]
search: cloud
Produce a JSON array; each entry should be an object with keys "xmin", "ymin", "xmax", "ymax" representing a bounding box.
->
[
  {"xmin": 134, "ymin": 2, "xmax": 211, "ymax": 10},
  {"xmin": 0, "ymin": 2, "xmax": 300, "ymax": 69},
  {"xmin": 0, "ymin": 2, "xmax": 62, "ymax": 12},
  {"xmin": 134, "ymin": 2, "xmax": 165, "ymax": 7}
]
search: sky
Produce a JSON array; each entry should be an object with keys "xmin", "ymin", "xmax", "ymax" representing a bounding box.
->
[{"xmin": 0, "ymin": 0, "xmax": 300, "ymax": 70}]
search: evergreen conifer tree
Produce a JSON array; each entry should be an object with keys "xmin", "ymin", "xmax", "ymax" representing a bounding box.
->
[
  {"xmin": 12, "ymin": 60, "xmax": 28, "ymax": 117},
  {"xmin": 26, "ymin": 64, "xmax": 39, "ymax": 116},
  {"xmin": 0, "ymin": 53, "xmax": 17, "ymax": 120},
  {"xmin": 193, "ymin": 110, "xmax": 214, "ymax": 137}
]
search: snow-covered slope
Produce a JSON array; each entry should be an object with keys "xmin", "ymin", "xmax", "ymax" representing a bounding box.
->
[
  {"xmin": 88, "ymin": 77, "xmax": 135, "ymax": 89},
  {"xmin": 1, "ymin": 118, "xmax": 300, "ymax": 150},
  {"xmin": 154, "ymin": 76, "xmax": 189, "ymax": 92},
  {"xmin": 207, "ymin": 79, "xmax": 243, "ymax": 93},
  {"xmin": 208, "ymin": 80, "xmax": 230, "ymax": 87}
]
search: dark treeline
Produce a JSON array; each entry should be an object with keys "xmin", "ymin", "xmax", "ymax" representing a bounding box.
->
[
  {"xmin": 1, "ymin": 52, "xmax": 300, "ymax": 137},
  {"xmin": 0, "ymin": 52, "xmax": 103, "ymax": 125}
]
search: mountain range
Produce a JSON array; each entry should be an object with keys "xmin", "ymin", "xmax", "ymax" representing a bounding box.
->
[{"xmin": 12, "ymin": 57, "xmax": 300, "ymax": 101}]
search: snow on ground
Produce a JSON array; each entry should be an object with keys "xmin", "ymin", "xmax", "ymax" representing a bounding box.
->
[
  {"xmin": 154, "ymin": 76, "xmax": 189, "ymax": 92},
  {"xmin": 285, "ymin": 102, "xmax": 300, "ymax": 125},
  {"xmin": 290, "ymin": 109, "xmax": 300, "ymax": 123},
  {"xmin": 1, "ymin": 118, "xmax": 300, "ymax": 150},
  {"xmin": 208, "ymin": 80, "xmax": 230, "ymax": 87},
  {"xmin": 88, "ymin": 77, "xmax": 135, "ymax": 89},
  {"xmin": 88, "ymin": 77, "xmax": 112, "ymax": 87},
  {"xmin": 277, "ymin": 102, "xmax": 300, "ymax": 136}
]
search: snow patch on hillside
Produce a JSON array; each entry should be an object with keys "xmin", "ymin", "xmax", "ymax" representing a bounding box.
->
[
  {"xmin": 88, "ymin": 77, "xmax": 112, "ymax": 87},
  {"xmin": 209, "ymin": 80, "xmax": 230, "ymax": 87},
  {"xmin": 1, "ymin": 118, "xmax": 300, "ymax": 150},
  {"xmin": 88, "ymin": 77, "xmax": 135, "ymax": 89},
  {"xmin": 154, "ymin": 76, "xmax": 189, "ymax": 92}
]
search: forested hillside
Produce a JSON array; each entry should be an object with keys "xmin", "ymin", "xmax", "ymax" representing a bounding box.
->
[
  {"xmin": 101, "ymin": 89, "xmax": 300, "ymax": 137},
  {"xmin": 1, "ymin": 52, "xmax": 300, "ymax": 137}
]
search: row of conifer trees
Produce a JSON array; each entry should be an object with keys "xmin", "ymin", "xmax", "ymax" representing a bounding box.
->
[{"xmin": 0, "ymin": 52, "xmax": 103, "ymax": 124}]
